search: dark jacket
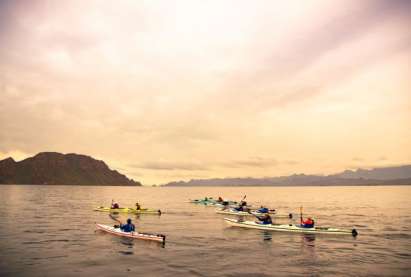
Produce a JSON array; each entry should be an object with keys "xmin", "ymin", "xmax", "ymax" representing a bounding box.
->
[
  {"xmin": 256, "ymin": 215, "xmax": 272, "ymax": 224},
  {"xmin": 120, "ymin": 223, "xmax": 135, "ymax": 232}
]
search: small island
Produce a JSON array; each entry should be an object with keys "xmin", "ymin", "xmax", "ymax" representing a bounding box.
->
[{"xmin": 0, "ymin": 152, "xmax": 141, "ymax": 186}]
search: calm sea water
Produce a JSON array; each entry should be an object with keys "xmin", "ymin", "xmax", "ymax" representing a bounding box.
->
[{"xmin": 0, "ymin": 185, "xmax": 410, "ymax": 277}]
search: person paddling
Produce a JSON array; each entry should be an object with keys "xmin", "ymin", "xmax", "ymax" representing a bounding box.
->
[
  {"xmin": 120, "ymin": 218, "xmax": 136, "ymax": 232},
  {"xmin": 255, "ymin": 213, "xmax": 272, "ymax": 225},
  {"xmin": 135, "ymin": 202, "xmax": 141, "ymax": 210},
  {"xmin": 235, "ymin": 201, "xmax": 248, "ymax": 212},
  {"xmin": 300, "ymin": 207, "xmax": 315, "ymax": 228},
  {"xmin": 110, "ymin": 214, "xmax": 135, "ymax": 232},
  {"xmin": 301, "ymin": 217, "xmax": 314, "ymax": 228},
  {"xmin": 257, "ymin": 206, "xmax": 269, "ymax": 214},
  {"xmin": 111, "ymin": 200, "xmax": 120, "ymax": 209}
]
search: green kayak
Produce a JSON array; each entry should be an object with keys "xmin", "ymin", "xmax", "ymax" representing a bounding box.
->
[
  {"xmin": 189, "ymin": 199, "xmax": 238, "ymax": 206},
  {"xmin": 94, "ymin": 206, "xmax": 161, "ymax": 215}
]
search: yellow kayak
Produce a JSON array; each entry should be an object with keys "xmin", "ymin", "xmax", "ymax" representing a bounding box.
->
[{"xmin": 94, "ymin": 206, "xmax": 161, "ymax": 215}]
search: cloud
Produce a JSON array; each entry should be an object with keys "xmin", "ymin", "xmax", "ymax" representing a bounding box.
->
[
  {"xmin": 352, "ymin": 157, "xmax": 364, "ymax": 162},
  {"xmin": 0, "ymin": 0, "xmax": 410, "ymax": 185},
  {"xmin": 222, "ymin": 157, "xmax": 278, "ymax": 168},
  {"xmin": 129, "ymin": 161, "xmax": 209, "ymax": 171}
]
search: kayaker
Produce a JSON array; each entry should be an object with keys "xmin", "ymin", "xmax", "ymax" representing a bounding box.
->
[
  {"xmin": 135, "ymin": 202, "xmax": 141, "ymax": 210},
  {"xmin": 222, "ymin": 200, "xmax": 230, "ymax": 210},
  {"xmin": 301, "ymin": 217, "xmax": 315, "ymax": 228},
  {"xmin": 111, "ymin": 202, "xmax": 120, "ymax": 209},
  {"xmin": 217, "ymin": 197, "xmax": 223, "ymax": 203},
  {"xmin": 256, "ymin": 214, "xmax": 272, "ymax": 225},
  {"xmin": 235, "ymin": 201, "xmax": 248, "ymax": 212},
  {"xmin": 257, "ymin": 206, "xmax": 269, "ymax": 214},
  {"xmin": 120, "ymin": 218, "xmax": 135, "ymax": 232}
]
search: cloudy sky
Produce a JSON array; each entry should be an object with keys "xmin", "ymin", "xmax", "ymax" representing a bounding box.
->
[{"xmin": 0, "ymin": 0, "xmax": 410, "ymax": 185}]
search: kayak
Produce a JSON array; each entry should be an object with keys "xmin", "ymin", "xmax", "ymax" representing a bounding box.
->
[
  {"xmin": 94, "ymin": 207, "xmax": 161, "ymax": 215},
  {"xmin": 190, "ymin": 199, "xmax": 216, "ymax": 205},
  {"xmin": 216, "ymin": 209, "xmax": 292, "ymax": 218},
  {"xmin": 224, "ymin": 218, "xmax": 358, "ymax": 236},
  {"xmin": 96, "ymin": 224, "xmax": 166, "ymax": 243},
  {"xmin": 190, "ymin": 199, "xmax": 238, "ymax": 206}
]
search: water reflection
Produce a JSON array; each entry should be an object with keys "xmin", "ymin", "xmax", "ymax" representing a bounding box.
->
[
  {"xmin": 1, "ymin": 185, "xmax": 410, "ymax": 277},
  {"xmin": 119, "ymin": 238, "xmax": 134, "ymax": 255},
  {"xmin": 261, "ymin": 231, "xmax": 273, "ymax": 241},
  {"xmin": 302, "ymin": 233, "xmax": 316, "ymax": 246}
]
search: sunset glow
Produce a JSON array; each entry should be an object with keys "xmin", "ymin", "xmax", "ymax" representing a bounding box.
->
[{"xmin": 0, "ymin": 0, "xmax": 410, "ymax": 185}]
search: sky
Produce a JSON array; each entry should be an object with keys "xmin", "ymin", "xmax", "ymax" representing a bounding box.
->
[{"xmin": 0, "ymin": 0, "xmax": 410, "ymax": 185}]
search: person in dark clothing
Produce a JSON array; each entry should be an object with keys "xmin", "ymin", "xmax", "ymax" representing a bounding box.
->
[
  {"xmin": 258, "ymin": 206, "xmax": 269, "ymax": 213},
  {"xmin": 120, "ymin": 218, "xmax": 135, "ymax": 232},
  {"xmin": 256, "ymin": 214, "xmax": 272, "ymax": 225},
  {"xmin": 235, "ymin": 201, "xmax": 248, "ymax": 211},
  {"xmin": 221, "ymin": 200, "xmax": 230, "ymax": 210}
]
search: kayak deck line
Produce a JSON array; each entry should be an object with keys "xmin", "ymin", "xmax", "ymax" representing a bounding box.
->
[
  {"xmin": 224, "ymin": 218, "xmax": 358, "ymax": 236},
  {"xmin": 94, "ymin": 207, "xmax": 162, "ymax": 215},
  {"xmin": 96, "ymin": 224, "xmax": 166, "ymax": 243}
]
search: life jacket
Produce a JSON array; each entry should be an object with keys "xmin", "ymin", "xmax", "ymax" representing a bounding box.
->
[{"xmin": 302, "ymin": 218, "xmax": 314, "ymax": 228}]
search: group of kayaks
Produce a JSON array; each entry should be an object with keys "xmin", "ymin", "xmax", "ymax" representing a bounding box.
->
[
  {"xmin": 94, "ymin": 196, "xmax": 358, "ymax": 245},
  {"xmin": 191, "ymin": 197, "xmax": 292, "ymax": 218},
  {"xmin": 94, "ymin": 201, "xmax": 165, "ymax": 244},
  {"xmin": 190, "ymin": 196, "xmax": 358, "ymax": 237},
  {"xmin": 189, "ymin": 198, "xmax": 238, "ymax": 207}
]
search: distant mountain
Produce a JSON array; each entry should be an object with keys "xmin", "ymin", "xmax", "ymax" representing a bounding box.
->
[
  {"xmin": 333, "ymin": 165, "xmax": 411, "ymax": 180},
  {"xmin": 0, "ymin": 152, "xmax": 141, "ymax": 186},
  {"xmin": 163, "ymin": 165, "xmax": 411, "ymax": 187}
]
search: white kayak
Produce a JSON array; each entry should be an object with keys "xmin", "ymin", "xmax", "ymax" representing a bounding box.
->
[
  {"xmin": 224, "ymin": 218, "xmax": 358, "ymax": 236},
  {"xmin": 216, "ymin": 209, "xmax": 293, "ymax": 218},
  {"xmin": 96, "ymin": 224, "xmax": 166, "ymax": 243}
]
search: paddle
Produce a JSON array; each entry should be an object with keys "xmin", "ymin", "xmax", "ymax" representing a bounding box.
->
[
  {"xmin": 300, "ymin": 206, "xmax": 303, "ymax": 224},
  {"xmin": 238, "ymin": 195, "xmax": 246, "ymax": 206},
  {"xmin": 247, "ymin": 209, "xmax": 273, "ymax": 225},
  {"xmin": 109, "ymin": 213, "xmax": 122, "ymax": 227}
]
